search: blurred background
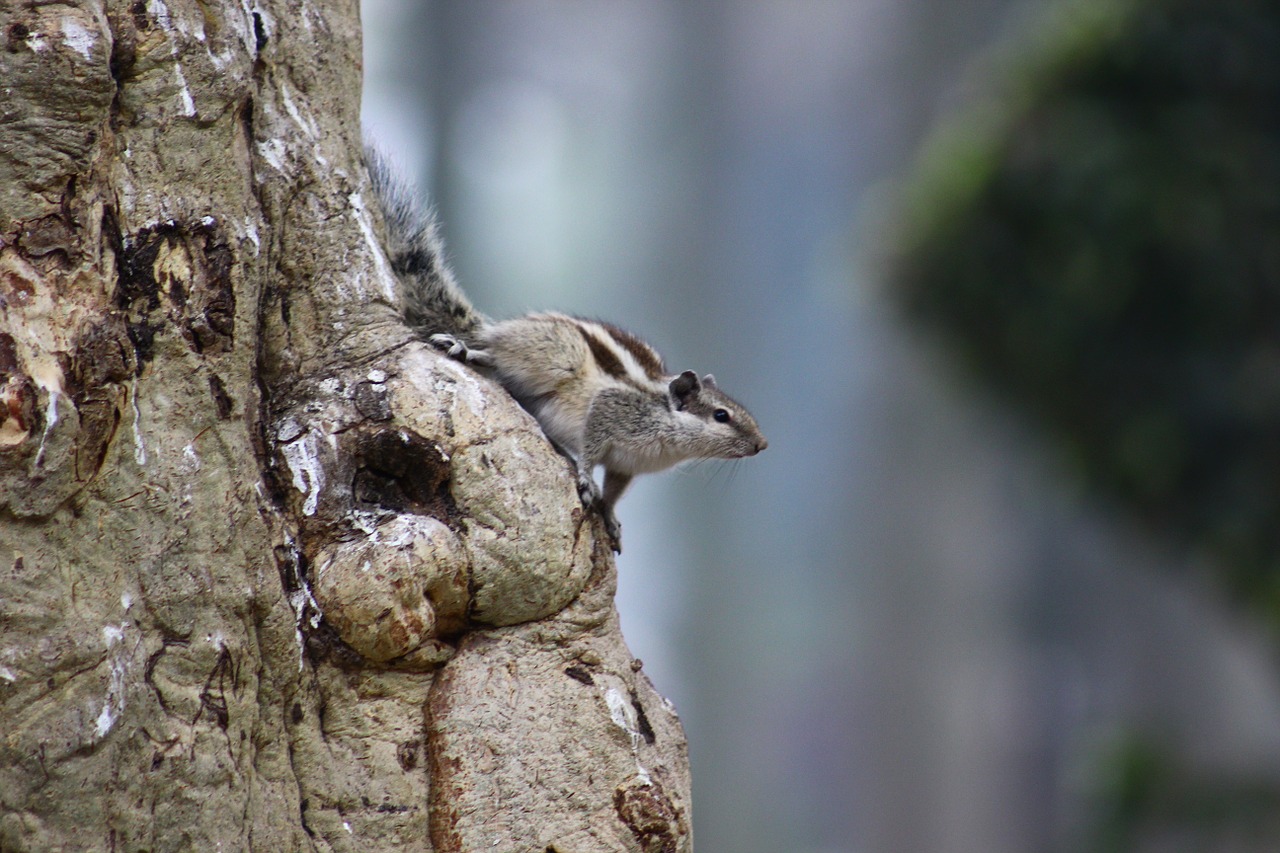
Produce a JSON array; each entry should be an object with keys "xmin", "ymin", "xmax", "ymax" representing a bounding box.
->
[{"xmin": 361, "ymin": 1, "xmax": 1280, "ymax": 850}]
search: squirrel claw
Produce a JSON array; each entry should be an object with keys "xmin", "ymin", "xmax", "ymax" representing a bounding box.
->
[
  {"xmin": 602, "ymin": 510, "xmax": 623, "ymax": 554},
  {"xmin": 430, "ymin": 334, "xmax": 495, "ymax": 368},
  {"xmin": 429, "ymin": 333, "xmax": 467, "ymax": 359}
]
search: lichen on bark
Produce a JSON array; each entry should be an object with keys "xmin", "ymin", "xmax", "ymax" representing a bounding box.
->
[{"xmin": 0, "ymin": 2, "xmax": 693, "ymax": 850}]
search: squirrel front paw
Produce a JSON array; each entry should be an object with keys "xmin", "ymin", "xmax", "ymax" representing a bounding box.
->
[
  {"xmin": 429, "ymin": 333, "xmax": 468, "ymax": 359},
  {"xmin": 576, "ymin": 472, "xmax": 622, "ymax": 552},
  {"xmin": 429, "ymin": 334, "xmax": 495, "ymax": 367},
  {"xmin": 576, "ymin": 470, "xmax": 603, "ymax": 507}
]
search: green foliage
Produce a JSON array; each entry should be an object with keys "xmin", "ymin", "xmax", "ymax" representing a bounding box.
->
[
  {"xmin": 893, "ymin": 0, "xmax": 1280, "ymax": 615},
  {"xmin": 1088, "ymin": 734, "xmax": 1280, "ymax": 851}
]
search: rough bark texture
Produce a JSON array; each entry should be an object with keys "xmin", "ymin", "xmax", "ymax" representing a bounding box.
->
[{"xmin": 0, "ymin": 2, "xmax": 692, "ymax": 851}]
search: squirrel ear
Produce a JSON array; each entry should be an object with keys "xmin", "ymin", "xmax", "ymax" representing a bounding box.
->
[
  {"xmin": 702, "ymin": 373, "xmax": 717, "ymax": 391},
  {"xmin": 669, "ymin": 370, "xmax": 700, "ymax": 406}
]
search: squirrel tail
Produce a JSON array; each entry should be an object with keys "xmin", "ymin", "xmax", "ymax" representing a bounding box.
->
[{"xmin": 365, "ymin": 146, "xmax": 484, "ymax": 338}]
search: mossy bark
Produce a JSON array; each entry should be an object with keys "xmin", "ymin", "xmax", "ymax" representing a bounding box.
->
[{"xmin": 0, "ymin": 2, "xmax": 691, "ymax": 850}]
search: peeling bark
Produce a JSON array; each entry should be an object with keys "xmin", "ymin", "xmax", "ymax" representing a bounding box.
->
[{"xmin": 0, "ymin": 1, "xmax": 692, "ymax": 850}]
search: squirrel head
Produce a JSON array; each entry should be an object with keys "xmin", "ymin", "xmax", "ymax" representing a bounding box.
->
[{"xmin": 668, "ymin": 370, "xmax": 768, "ymax": 459}]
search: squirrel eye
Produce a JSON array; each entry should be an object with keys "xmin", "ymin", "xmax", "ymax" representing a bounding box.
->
[{"xmin": 713, "ymin": 408, "xmax": 731, "ymax": 423}]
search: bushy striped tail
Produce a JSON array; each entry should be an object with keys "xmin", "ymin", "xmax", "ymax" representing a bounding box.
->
[{"xmin": 364, "ymin": 147, "xmax": 484, "ymax": 339}]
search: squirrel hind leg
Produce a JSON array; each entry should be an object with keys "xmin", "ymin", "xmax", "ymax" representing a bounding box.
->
[{"xmin": 429, "ymin": 333, "xmax": 494, "ymax": 367}]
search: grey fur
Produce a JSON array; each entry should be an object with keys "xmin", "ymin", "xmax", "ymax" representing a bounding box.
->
[
  {"xmin": 366, "ymin": 150, "xmax": 767, "ymax": 552},
  {"xmin": 364, "ymin": 147, "xmax": 484, "ymax": 339}
]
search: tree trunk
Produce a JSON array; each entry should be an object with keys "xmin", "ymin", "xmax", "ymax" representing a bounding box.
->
[{"xmin": 0, "ymin": 2, "xmax": 692, "ymax": 851}]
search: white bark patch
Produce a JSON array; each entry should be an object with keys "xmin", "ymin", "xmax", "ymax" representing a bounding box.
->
[
  {"xmin": 287, "ymin": 603, "xmax": 305, "ymax": 670},
  {"xmin": 605, "ymin": 687, "xmax": 642, "ymax": 751},
  {"xmin": 231, "ymin": 0, "xmax": 258, "ymax": 55},
  {"xmin": 299, "ymin": 0, "xmax": 317, "ymax": 32},
  {"xmin": 131, "ymin": 378, "xmax": 147, "ymax": 466},
  {"xmin": 31, "ymin": 385, "xmax": 59, "ymax": 470},
  {"xmin": 280, "ymin": 85, "xmax": 319, "ymax": 139},
  {"xmin": 22, "ymin": 31, "xmax": 49, "ymax": 52},
  {"xmin": 94, "ymin": 624, "xmax": 130, "ymax": 740},
  {"xmin": 242, "ymin": 219, "xmax": 261, "ymax": 255},
  {"xmin": 348, "ymin": 192, "xmax": 398, "ymax": 302},
  {"xmin": 604, "ymin": 682, "xmax": 654, "ymax": 784},
  {"xmin": 419, "ymin": 352, "xmax": 491, "ymax": 418},
  {"xmin": 181, "ymin": 441, "xmax": 201, "ymax": 473},
  {"xmin": 181, "ymin": 438, "xmax": 200, "ymax": 471},
  {"xmin": 148, "ymin": 0, "xmax": 197, "ymax": 117},
  {"xmin": 174, "ymin": 64, "xmax": 196, "ymax": 116},
  {"xmin": 287, "ymin": 577, "xmax": 324, "ymax": 671},
  {"xmin": 256, "ymin": 138, "xmax": 286, "ymax": 173},
  {"xmin": 280, "ymin": 428, "xmax": 324, "ymax": 516},
  {"xmin": 59, "ymin": 17, "xmax": 96, "ymax": 60}
]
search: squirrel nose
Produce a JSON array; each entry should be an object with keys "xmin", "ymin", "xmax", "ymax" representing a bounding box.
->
[{"xmin": 754, "ymin": 437, "xmax": 768, "ymax": 453}]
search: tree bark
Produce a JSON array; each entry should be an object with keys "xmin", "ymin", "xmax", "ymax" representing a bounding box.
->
[{"xmin": 0, "ymin": 2, "xmax": 692, "ymax": 851}]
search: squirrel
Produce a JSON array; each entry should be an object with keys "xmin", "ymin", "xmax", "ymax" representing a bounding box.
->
[{"xmin": 366, "ymin": 149, "xmax": 767, "ymax": 552}]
